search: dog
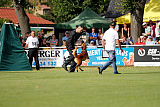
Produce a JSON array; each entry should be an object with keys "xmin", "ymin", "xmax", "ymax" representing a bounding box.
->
[{"xmin": 73, "ymin": 42, "xmax": 89, "ymax": 72}]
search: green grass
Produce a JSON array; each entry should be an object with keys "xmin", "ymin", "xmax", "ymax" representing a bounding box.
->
[{"xmin": 0, "ymin": 66, "xmax": 160, "ymax": 107}]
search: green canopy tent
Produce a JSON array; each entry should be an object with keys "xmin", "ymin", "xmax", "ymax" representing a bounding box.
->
[
  {"xmin": 0, "ymin": 23, "xmax": 32, "ymax": 71},
  {"xmin": 54, "ymin": 8, "xmax": 111, "ymax": 29}
]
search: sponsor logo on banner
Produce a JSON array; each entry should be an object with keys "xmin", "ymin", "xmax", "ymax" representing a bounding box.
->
[
  {"xmin": 134, "ymin": 46, "xmax": 160, "ymax": 66},
  {"xmin": 138, "ymin": 48, "xmax": 145, "ymax": 56}
]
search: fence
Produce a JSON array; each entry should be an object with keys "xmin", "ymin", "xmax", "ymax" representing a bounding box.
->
[{"xmin": 25, "ymin": 45, "xmax": 160, "ymax": 67}]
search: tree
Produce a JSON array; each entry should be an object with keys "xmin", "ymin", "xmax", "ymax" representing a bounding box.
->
[
  {"xmin": 0, "ymin": 0, "xmax": 12, "ymax": 7},
  {"xmin": 50, "ymin": 0, "xmax": 110, "ymax": 23},
  {"xmin": 13, "ymin": 0, "xmax": 31, "ymax": 37},
  {"xmin": 120, "ymin": 0, "xmax": 147, "ymax": 42}
]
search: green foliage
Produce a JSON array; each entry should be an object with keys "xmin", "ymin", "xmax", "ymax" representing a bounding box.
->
[
  {"xmin": 50, "ymin": 0, "xmax": 110, "ymax": 23},
  {"xmin": 0, "ymin": 0, "xmax": 12, "ymax": 7},
  {"xmin": 118, "ymin": 0, "xmax": 145, "ymax": 13}
]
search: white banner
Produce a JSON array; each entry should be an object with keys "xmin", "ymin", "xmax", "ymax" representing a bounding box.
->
[{"xmin": 25, "ymin": 49, "xmax": 64, "ymax": 67}]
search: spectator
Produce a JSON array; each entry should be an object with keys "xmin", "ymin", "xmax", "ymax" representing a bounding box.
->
[
  {"xmin": 98, "ymin": 28, "xmax": 104, "ymax": 45},
  {"xmin": 38, "ymin": 33, "xmax": 44, "ymax": 47},
  {"xmin": 62, "ymin": 37, "xmax": 67, "ymax": 48},
  {"xmin": 121, "ymin": 23, "xmax": 130, "ymax": 38},
  {"xmin": 142, "ymin": 22, "xmax": 151, "ymax": 38},
  {"xmin": 89, "ymin": 41, "xmax": 95, "ymax": 46},
  {"xmin": 62, "ymin": 31, "xmax": 69, "ymax": 41},
  {"xmin": 82, "ymin": 26, "xmax": 89, "ymax": 45},
  {"xmin": 155, "ymin": 22, "xmax": 160, "ymax": 44},
  {"xmin": 23, "ymin": 32, "xmax": 30, "ymax": 42},
  {"xmin": 142, "ymin": 36, "xmax": 147, "ymax": 44},
  {"xmin": 149, "ymin": 20, "xmax": 156, "ymax": 41},
  {"xmin": 50, "ymin": 34, "xmax": 58, "ymax": 47},
  {"xmin": 112, "ymin": 19, "xmax": 119, "ymax": 32},
  {"xmin": 42, "ymin": 38, "xmax": 49, "ymax": 47},
  {"xmin": 121, "ymin": 37, "xmax": 133, "ymax": 45},
  {"xmin": 89, "ymin": 27, "xmax": 98, "ymax": 45},
  {"xmin": 134, "ymin": 37, "xmax": 145, "ymax": 45},
  {"xmin": 22, "ymin": 39, "xmax": 26, "ymax": 48},
  {"xmin": 146, "ymin": 37, "xmax": 155, "ymax": 45}
]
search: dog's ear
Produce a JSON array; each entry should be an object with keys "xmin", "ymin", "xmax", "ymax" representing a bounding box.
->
[{"xmin": 81, "ymin": 43, "xmax": 86, "ymax": 50}]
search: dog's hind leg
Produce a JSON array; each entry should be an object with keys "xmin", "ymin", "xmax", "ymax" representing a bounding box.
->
[
  {"xmin": 79, "ymin": 67, "xmax": 84, "ymax": 71},
  {"xmin": 76, "ymin": 66, "xmax": 79, "ymax": 72}
]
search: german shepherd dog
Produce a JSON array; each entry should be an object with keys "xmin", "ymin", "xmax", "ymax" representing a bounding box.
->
[{"xmin": 73, "ymin": 42, "xmax": 89, "ymax": 72}]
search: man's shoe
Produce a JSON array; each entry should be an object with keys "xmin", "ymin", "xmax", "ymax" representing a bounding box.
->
[
  {"xmin": 98, "ymin": 67, "xmax": 102, "ymax": 75},
  {"xmin": 114, "ymin": 72, "xmax": 121, "ymax": 74},
  {"xmin": 62, "ymin": 64, "xmax": 68, "ymax": 71}
]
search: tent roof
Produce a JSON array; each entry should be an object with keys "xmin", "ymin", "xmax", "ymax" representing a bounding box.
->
[
  {"xmin": 54, "ymin": 8, "xmax": 110, "ymax": 29},
  {"xmin": 116, "ymin": 0, "xmax": 160, "ymax": 24}
]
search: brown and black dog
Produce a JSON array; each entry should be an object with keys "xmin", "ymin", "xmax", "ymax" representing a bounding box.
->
[{"xmin": 73, "ymin": 42, "xmax": 89, "ymax": 72}]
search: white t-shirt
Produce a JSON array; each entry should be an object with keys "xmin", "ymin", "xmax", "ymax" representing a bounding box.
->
[
  {"xmin": 155, "ymin": 27, "xmax": 160, "ymax": 37},
  {"xmin": 26, "ymin": 36, "xmax": 39, "ymax": 48},
  {"xmin": 103, "ymin": 28, "xmax": 119, "ymax": 50}
]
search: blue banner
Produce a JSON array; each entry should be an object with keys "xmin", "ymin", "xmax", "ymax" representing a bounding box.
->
[{"xmin": 79, "ymin": 47, "xmax": 134, "ymax": 66}]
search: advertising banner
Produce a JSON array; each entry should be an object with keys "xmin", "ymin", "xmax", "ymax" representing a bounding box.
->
[
  {"xmin": 25, "ymin": 47, "xmax": 134, "ymax": 67},
  {"xmin": 25, "ymin": 48, "xmax": 64, "ymax": 67},
  {"xmin": 80, "ymin": 47, "xmax": 134, "ymax": 66},
  {"xmin": 134, "ymin": 46, "xmax": 160, "ymax": 66}
]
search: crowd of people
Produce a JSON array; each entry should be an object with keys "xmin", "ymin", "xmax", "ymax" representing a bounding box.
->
[{"xmin": 19, "ymin": 19, "xmax": 160, "ymax": 48}]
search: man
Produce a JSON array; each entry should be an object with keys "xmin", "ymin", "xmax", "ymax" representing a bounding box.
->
[
  {"xmin": 112, "ymin": 19, "xmax": 119, "ymax": 32},
  {"xmin": 98, "ymin": 22, "xmax": 123, "ymax": 74},
  {"xmin": 62, "ymin": 31, "xmax": 70, "ymax": 41},
  {"xmin": 142, "ymin": 22, "xmax": 151, "ymax": 38},
  {"xmin": 25, "ymin": 31, "xmax": 40, "ymax": 70},
  {"xmin": 62, "ymin": 26, "xmax": 83, "ymax": 72}
]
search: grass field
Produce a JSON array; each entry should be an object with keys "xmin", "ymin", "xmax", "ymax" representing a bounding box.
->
[{"xmin": 0, "ymin": 66, "xmax": 160, "ymax": 107}]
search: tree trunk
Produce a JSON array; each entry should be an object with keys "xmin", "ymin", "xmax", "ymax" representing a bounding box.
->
[
  {"xmin": 13, "ymin": 0, "xmax": 30, "ymax": 37},
  {"xmin": 130, "ymin": 0, "xmax": 146, "ymax": 43}
]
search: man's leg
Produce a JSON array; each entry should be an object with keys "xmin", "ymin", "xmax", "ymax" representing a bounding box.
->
[
  {"xmin": 62, "ymin": 49, "xmax": 76, "ymax": 71},
  {"xmin": 34, "ymin": 49, "xmax": 40, "ymax": 70},
  {"xmin": 99, "ymin": 50, "xmax": 113, "ymax": 71},
  {"xmin": 110, "ymin": 51, "xmax": 118, "ymax": 74},
  {"xmin": 28, "ymin": 49, "xmax": 33, "ymax": 67},
  {"xmin": 69, "ymin": 60, "xmax": 77, "ymax": 72}
]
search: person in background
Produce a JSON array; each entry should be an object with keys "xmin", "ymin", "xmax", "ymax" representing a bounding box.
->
[
  {"xmin": 62, "ymin": 31, "xmax": 70, "ymax": 41},
  {"xmin": 146, "ymin": 37, "xmax": 155, "ymax": 45},
  {"xmin": 50, "ymin": 34, "xmax": 58, "ymax": 47},
  {"xmin": 112, "ymin": 19, "xmax": 119, "ymax": 32},
  {"xmin": 23, "ymin": 32, "xmax": 30, "ymax": 42},
  {"xmin": 149, "ymin": 20, "xmax": 156, "ymax": 41},
  {"xmin": 98, "ymin": 28, "xmax": 104, "ymax": 45},
  {"xmin": 61, "ymin": 38, "xmax": 67, "ymax": 49},
  {"xmin": 22, "ymin": 39, "xmax": 26, "ymax": 48},
  {"xmin": 89, "ymin": 41, "xmax": 95, "ymax": 46},
  {"xmin": 38, "ymin": 33, "xmax": 44, "ymax": 47},
  {"xmin": 155, "ymin": 22, "xmax": 160, "ymax": 44},
  {"xmin": 89, "ymin": 27, "xmax": 98, "ymax": 45},
  {"xmin": 142, "ymin": 36, "xmax": 147, "ymax": 44},
  {"xmin": 121, "ymin": 23, "xmax": 130, "ymax": 38},
  {"xmin": 82, "ymin": 26, "xmax": 89, "ymax": 45},
  {"xmin": 25, "ymin": 31, "xmax": 40, "ymax": 70},
  {"xmin": 121, "ymin": 36, "xmax": 133, "ymax": 45},
  {"xmin": 134, "ymin": 37, "xmax": 145, "ymax": 45},
  {"xmin": 42, "ymin": 38, "xmax": 49, "ymax": 47},
  {"xmin": 142, "ymin": 22, "xmax": 151, "ymax": 38}
]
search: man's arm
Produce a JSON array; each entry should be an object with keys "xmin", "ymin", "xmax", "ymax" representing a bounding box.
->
[
  {"xmin": 25, "ymin": 43, "xmax": 28, "ymax": 49},
  {"xmin": 116, "ymin": 39, "xmax": 123, "ymax": 52},
  {"xmin": 102, "ymin": 39, "xmax": 105, "ymax": 49}
]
